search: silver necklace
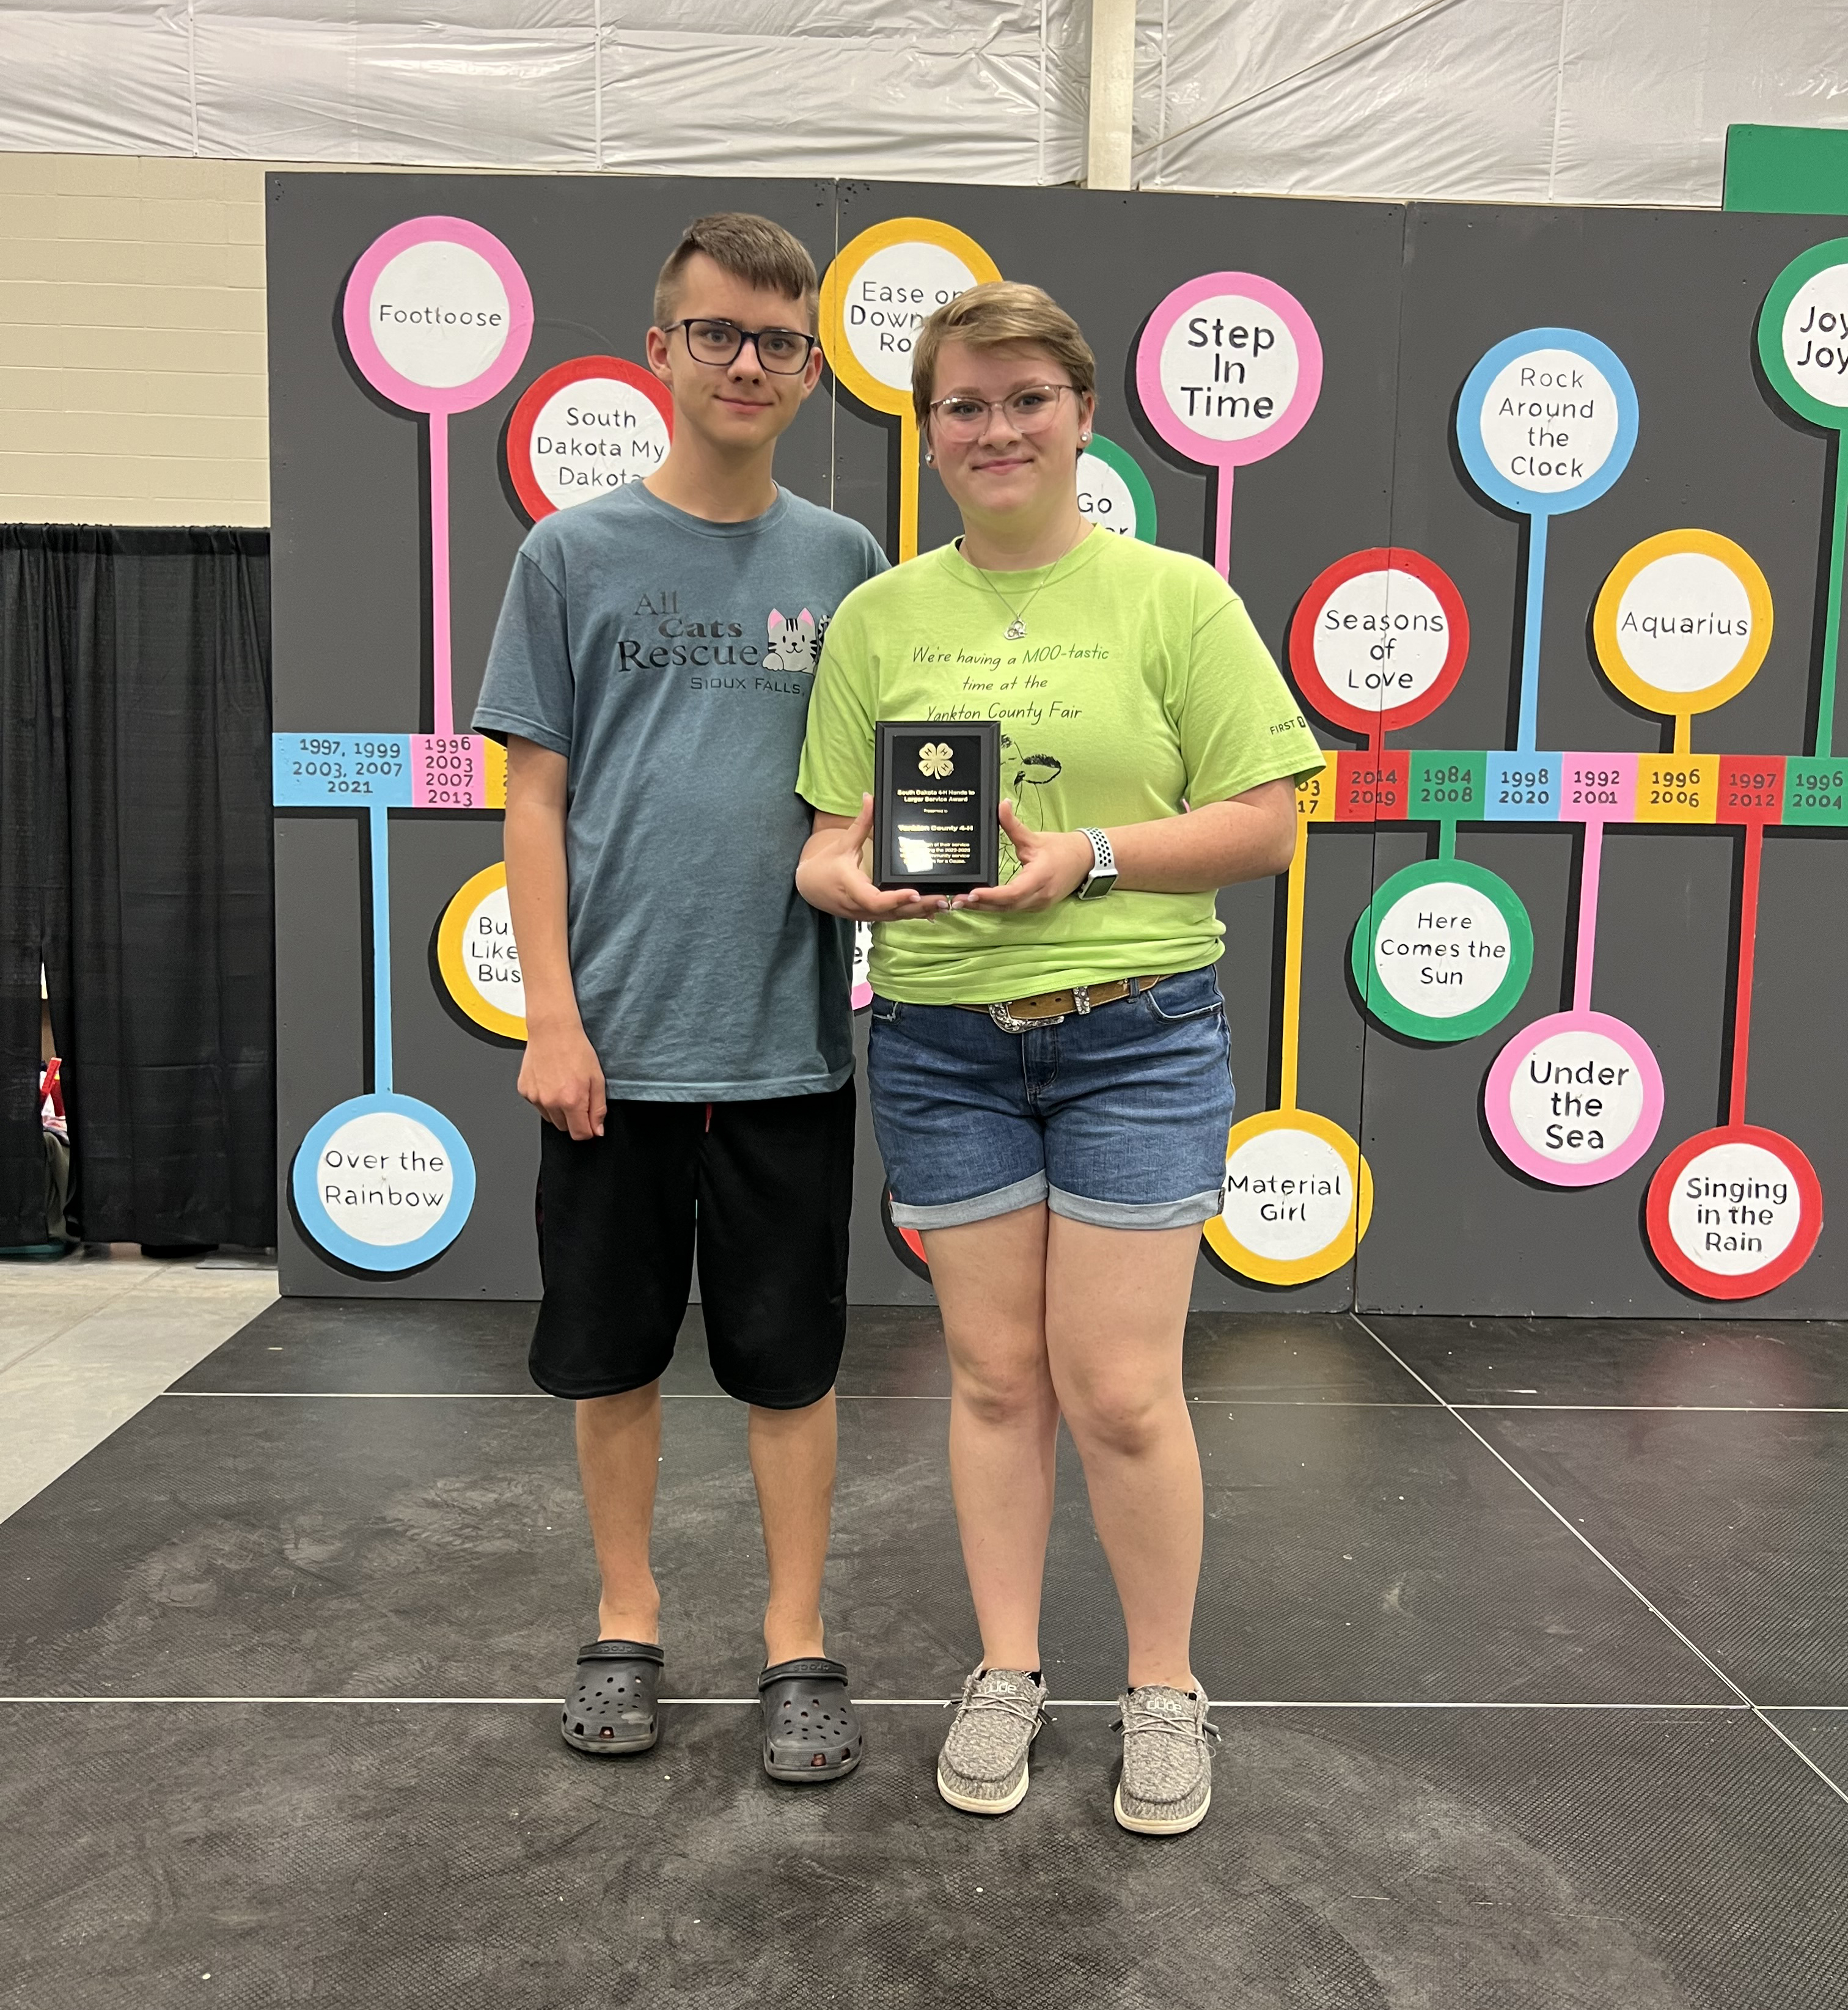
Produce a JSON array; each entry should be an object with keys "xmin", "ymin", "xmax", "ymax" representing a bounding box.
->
[{"xmin": 964, "ymin": 528, "xmax": 1087, "ymax": 640}]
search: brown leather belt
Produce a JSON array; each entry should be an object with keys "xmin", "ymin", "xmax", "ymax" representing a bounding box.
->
[{"xmin": 956, "ymin": 975, "xmax": 1172, "ymax": 1032}]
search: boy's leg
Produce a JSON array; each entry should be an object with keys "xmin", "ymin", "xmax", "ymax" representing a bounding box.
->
[
  {"xmin": 748, "ymin": 1390, "xmax": 836, "ymax": 1663},
  {"xmin": 578, "ymin": 1383, "xmax": 666, "ymax": 1643},
  {"xmin": 530, "ymin": 1103, "xmax": 700, "ymax": 1640},
  {"xmin": 694, "ymin": 1082, "xmax": 856, "ymax": 1665}
]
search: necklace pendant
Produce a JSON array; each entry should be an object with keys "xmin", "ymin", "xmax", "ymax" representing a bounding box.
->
[{"xmin": 1005, "ymin": 618, "xmax": 1027, "ymax": 640}]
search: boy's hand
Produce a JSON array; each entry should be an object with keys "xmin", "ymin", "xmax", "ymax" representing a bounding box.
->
[
  {"xmin": 518, "ymin": 1022, "xmax": 607, "ymax": 1139},
  {"xmin": 798, "ymin": 794, "xmax": 951, "ymax": 924}
]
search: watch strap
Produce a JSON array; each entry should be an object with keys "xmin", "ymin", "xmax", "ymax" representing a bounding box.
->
[{"xmin": 1076, "ymin": 826, "xmax": 1117, "ymax": 899}]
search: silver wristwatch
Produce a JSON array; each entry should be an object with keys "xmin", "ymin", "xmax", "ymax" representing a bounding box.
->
[{"xmin": 1074, "ymin": 826, "xmax": 1118, "ymax": 901}]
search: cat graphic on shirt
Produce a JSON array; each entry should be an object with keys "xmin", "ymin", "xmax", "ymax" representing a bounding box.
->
[{"xmin": 765, "ymin": 608, "xmax": 822, "ymax": 674}]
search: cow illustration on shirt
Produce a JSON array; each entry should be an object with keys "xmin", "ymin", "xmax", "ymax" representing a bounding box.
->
[{"xmin": 998, "ymin": 734, "xmax": 1063, "ymax": 879}]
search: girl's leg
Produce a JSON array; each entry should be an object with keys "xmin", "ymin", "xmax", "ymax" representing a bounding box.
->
[
  {"xmin": 921, "ymin": 1203, "xmax": 1060, "ymax": 1673},
  {"xmin": 1043, "ymin": 1216, "xmax": 1203, "ymax": 1691}
]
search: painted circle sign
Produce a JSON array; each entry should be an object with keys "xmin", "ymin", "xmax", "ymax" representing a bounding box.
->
[
  {"xmin": 1593, "ymin": 529, "xmax": 1772, "ymax": 722},
  {"xmin": 292, "ymin": 1091, "xmax": 477, "ymax": 1272},
  {"xmin": 342, "ymin": 216, "xmax": 532, "ymax": 414},
  {"xmin": 1758, "ymin": 239, "xmax": 1848, "ymax": 426},
  {"xmin": 1457, "ymin": 328, "xmax": 1637, "ymax": 516},
  {"xmin": 1351, "ymin": 858, "xmax": 1532, "ymax": 1041},
  {"xmin": 1483, "ymin": 1010, "xmax": 1664, "ymax": 1187},
  {"xmin": 1077, "ymin": 434, "xmax": 1157, "ymax": 542},
  {"xmin": 506, "ymin": 356, "xmax": 672, "ymax": 519},
  {"xmin": 820, "ymin": 218, "xmax": 1001, "ymax": 413},
  {"xmin": 436, "ymin": 862, "xmax": 526, "ymax": 1041},
  {"xmin": 1290, "ymin": 548, "xmax": 1469, "ymax": 737},
  {"xmin": 1646, "ymin": 1124, "xmax": 1823, "ymax": 1299},
  {"xmin": 1205, "ymin": 1107, "xmax": 1374, "ymax": 1287}
]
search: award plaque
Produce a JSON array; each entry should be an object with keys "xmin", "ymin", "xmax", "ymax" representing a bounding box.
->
[{"xmin": 873, "ymin": 719, "xmax": 1002, "ymax": 893}]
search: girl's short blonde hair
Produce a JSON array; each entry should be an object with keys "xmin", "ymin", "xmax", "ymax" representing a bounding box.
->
[{"xmin": 911, "ymin": 281, "xmax": 1097, "ymax": 428}]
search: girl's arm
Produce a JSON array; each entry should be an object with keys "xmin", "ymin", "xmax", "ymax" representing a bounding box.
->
[{"xmin": 954, "ymin": 778, "xmax": 1298, "ymax": 914}]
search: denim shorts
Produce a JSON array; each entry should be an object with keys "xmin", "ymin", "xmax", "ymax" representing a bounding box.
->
[{"xmin": 867, "ymin": 966, "xmax": 1235, "ymax": 1232}]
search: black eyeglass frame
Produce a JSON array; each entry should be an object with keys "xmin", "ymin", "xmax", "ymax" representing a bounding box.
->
[{"xmin": 665, "ymin": 318, "xmax": 820, "ymax": 375}]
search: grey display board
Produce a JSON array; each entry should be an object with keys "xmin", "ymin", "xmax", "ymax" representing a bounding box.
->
[{"xmin": 268, "ymin": 175, "xmax": 1848, "ymax": 1315}]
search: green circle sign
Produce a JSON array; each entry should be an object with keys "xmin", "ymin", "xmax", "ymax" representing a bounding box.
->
[
  {"xmin": 1077, "ymin": 433, "xmax": 1157, "ymax": 543},
  {"xmin": 1758, "ymin": 238, "xmax": 1848, "ymax": 433},
  {"xmin": 1351, "ymin": 857, "xmax": 1533, "ymax": 1042}
]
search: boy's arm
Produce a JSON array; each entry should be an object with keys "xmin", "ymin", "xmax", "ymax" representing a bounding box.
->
[{"xmin": 504, "ymin": 735, "xmax": 606, "ymax": 1140}]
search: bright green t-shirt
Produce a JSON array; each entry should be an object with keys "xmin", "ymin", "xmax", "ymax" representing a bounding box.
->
[{"xmin": 796, "ymin": 527, "xmax": 1325, "ymax": 1004}]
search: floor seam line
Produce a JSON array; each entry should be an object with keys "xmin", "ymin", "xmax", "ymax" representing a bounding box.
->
[
  {"xmin": 0, "ymin": 1695, "xmax": 1765, "ymax": 1709},
  {"xmin": 1351, "ymin": 1315, "xmax": 1848, "ymax": 1810}
]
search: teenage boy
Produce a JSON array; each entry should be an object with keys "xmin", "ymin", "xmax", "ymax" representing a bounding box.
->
[{"xmin": 474, "ymin": 213, "xmax": 898, "ymax": 1782}]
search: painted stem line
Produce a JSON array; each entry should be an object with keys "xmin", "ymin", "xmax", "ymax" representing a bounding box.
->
[{"xmin": 367, "ymin": 803, "xmax": 394, "ymax": 1096}]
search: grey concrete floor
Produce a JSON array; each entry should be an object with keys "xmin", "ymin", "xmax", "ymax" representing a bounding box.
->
[{"xmin": 1, "ymin": 1297, "xmax": 1845, "ymax": 2008}]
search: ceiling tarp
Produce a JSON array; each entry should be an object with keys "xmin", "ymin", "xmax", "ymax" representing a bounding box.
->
[
  {"xmin": 0, "ymin": 1, "xmax": 1090, "ymax": 182},
  {"xmin": 1132, "ymin": 0, "xmax": 1848, "ymax": 206},
  {"xmin": 0, "ymin": 0, "xmax": 1844, "ymax": 204}
]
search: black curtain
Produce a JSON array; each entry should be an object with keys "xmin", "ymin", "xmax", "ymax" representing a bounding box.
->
[{"xmin": 0, "ymin": 526, "xmax": 274, "ymax": 1248}]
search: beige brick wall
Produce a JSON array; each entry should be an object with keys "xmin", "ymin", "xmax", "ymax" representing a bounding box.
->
[{"xmin": 0, "ymin": 154, "xmax": 269, "ymax": 527}]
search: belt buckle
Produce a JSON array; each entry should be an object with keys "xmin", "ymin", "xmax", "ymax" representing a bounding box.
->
[{"xmin": 988, "ymin": 1000, "xmax": 1061, "ymax": 1033}]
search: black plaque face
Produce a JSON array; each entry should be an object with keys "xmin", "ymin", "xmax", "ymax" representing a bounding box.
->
[{"xmin": 873, "ymin": 719, "xmax": 1002, "ymax": 892}]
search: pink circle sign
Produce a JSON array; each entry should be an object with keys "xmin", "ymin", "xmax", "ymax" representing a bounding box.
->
[
  {"xmin": 339, "ymin": 216, "xmax": 533, "ymax": 737},
  {"xmin": 1483, "ymin": 1009, "xmax": 1665, "ymax": 1187},
  {"xmin": 342, "ymin": 215, "xmax": 534, "ymax": 415},
  {"xmin": 1135, "ymin": 272, "xmax": 1322, "ymax": 578}
]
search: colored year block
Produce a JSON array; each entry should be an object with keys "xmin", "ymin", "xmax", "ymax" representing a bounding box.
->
[
  {"xmin": 1634, "ymin": 754, "xmax": 1719, "ymax": 823},
  {"xmin": 1781, "ymin": 755, "xmax": 1848, "ymax": 825},
  {"xmin": 1484, "ymin": 752, "xmax": 1561, "ymax": 820},
  {"xmin": 413, "ymin": 733, "xmax": 493, "ymax": 807},
  {"xmin": 482, "ymin": 736, "xmax": 507, "ymax": 809},
  {"xmin": 1334, "ymin": 749, "xmax": 1409, "ymax": 820},
  {"xmin": 1717, "ymin": 755, "xmax": 1785, "ymax": 824},
  {"xmin": 1560, "ymin": 752, "xmax": 1637, "ymax": 821},
  {"xmin": 1409, "ymin": 751, "xmax": 1485, "ymax": 820},
  {"xmin": 1296, "ymin": 760, "xmax": 1335, "ymax": 823},
  {"xmin": 273, "ymin": 732, "xmax": 412, "ymax": 806}
]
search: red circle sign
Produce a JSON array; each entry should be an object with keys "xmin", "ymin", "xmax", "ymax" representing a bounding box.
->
[
  {"xmin": 505, "ymin": 355, "xmax": 673, "ymax": 522},
  {"xmin": 1289, "ymin": 547, "xmax": 1469, "ymax": 739},
  {"xmin": 1645, "ymin": 1123, "xmax": 1823, "ymax": 1300}
]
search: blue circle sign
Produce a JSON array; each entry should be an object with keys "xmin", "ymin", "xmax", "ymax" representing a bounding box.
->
[
  {"xmin": 1457, "ymin": 328, "xmax": 1638, "ymax": 518},
  {"xmin": 291, "ymin": 1091, "xmax": 477, "ymax": 1272}
]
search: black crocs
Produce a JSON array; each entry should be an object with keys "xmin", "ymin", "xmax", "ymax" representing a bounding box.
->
[
  {"xmin": 758, "ymin": 1657, "xmax": 862, "ymax": 1782},
  {"xmin": 561, "ymin": 1639, "xmax": 664, "ymax": 1755}
]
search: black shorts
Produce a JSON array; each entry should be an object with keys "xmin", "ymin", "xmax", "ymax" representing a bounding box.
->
[{"xmin": 530, "ymin": 1082, "xmax": 854, "ymax": 1408}]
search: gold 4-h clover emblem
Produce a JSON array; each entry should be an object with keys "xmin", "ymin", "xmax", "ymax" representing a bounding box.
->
[{"xmin": 918, "ymin": 742, "xmax": 955, "ymax": 779}]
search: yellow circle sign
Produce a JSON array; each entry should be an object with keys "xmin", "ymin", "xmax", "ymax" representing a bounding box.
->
[
  {"xmin": 436, "ymin": 862, "xmax": 526, "ymax": 1042},
  {"xmin": 1593, "ymin": 530, "xmax": 1772, "ymax": 753},
  {"xmin": 1203, "ymin": 1106, "xmax": 1374, "ymax": 1288},
  {"xmin": 820, "ymin": 217, "xmax": 1000, "ymax": 558}
]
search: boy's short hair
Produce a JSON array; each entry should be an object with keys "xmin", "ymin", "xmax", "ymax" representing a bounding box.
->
[
  {"xmin": 653, "ymin": 213, "xmax": 820, "ymax": 332},
  {"xmin": 911, "ymin": 281, "xmax": 1097, "ymax": 428}
]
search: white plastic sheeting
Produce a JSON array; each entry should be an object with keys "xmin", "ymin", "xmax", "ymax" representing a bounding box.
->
[
  {"xmin": 0, "ymin": 1, "xmax": 1845, "ymax": 204},
  {"xmin": 0, "ymin": 2, "xmax": 1091, "ymax": 181},
  {"xmin": 1134, "ymin": 0, "xmax": 1848, "ymax": 205}
]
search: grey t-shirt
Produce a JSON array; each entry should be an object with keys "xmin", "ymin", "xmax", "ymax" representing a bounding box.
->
[{"xmin": 474, "ymin": 481, "xmax": 887, "ymax": 1099}]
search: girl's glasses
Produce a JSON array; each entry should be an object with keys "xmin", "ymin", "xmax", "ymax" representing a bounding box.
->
[{"xmin": 926, "ymin": 384, "xmax": 1077, "ymax": 441}]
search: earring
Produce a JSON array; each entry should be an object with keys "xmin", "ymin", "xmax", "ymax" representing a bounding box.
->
[
  {"xmin": 1080, "ymin": 433, "xmax": 1091, "ymax": 444},
  {"xmin": 923, "ymin": 450, "xmax": 935, "ymax": 464}
]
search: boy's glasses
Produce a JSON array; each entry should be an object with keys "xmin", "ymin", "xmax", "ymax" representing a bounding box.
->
[
  {"xmin": 926, "ymin": 384, "xmax": 1078, "ymax": 441},
  {"xmin": 668, "ymin": 319, "xmax": 818, "ymax": 375}
]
